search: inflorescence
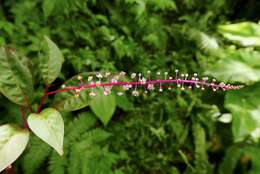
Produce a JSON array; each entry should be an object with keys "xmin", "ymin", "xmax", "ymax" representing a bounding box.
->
[{"xmin": 48, "ymin": 70, "xmax": 244, "ymax": 97}]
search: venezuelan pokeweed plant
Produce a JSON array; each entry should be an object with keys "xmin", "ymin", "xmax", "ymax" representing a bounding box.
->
[
  {"xmin": 0, "ymin": 35, "xmax": 243, "ymax": 172},
  {"xmin": 2, "ymin": 0, "xmax": 260, "ymax": 174}
]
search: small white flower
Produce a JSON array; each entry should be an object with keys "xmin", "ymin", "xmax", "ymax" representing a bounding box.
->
[
  {"xmin": 75, "ymin": 89, "xmax": 81, "ymax": 93},
  {"xmin": 123, "ymin": 84, "xmax": 131, "ymax": 90},
  {"xmin": 131, "ymin": 73, "xmax": 136, "ymax": 79},
  {"xmin": 147, "ymin": 84, "xmax": 155, "ymax": 90},
  {"xmin": 111, "ymin": 79, "xmax": 118, "ymax": 83},
  {"xmin": 132, "ymin": 90, "xmax": 139, "ymax": 97},
  {"xmin": 77, "ymin": 75, "xmax": 83, "ymax": 80},
  {"xmin": 89, "ymin": 91, "xmax": 96, "ymax": 97},
  {"xmin": 88, "ymin": 76, "xmax": 93, "ymax": 81},
  {"xmin": 96, "ymin": 73, "xmax": 103, "ymax": 79},
  {"xmin": 104, "ymin": 86, "xmax": 112, "ymax": 92},
  {"xmin": 103, "ymin": 91, "xmax": 109, "ymax": 96},
  {"xmin": 105, "ymin": 72, "xmax": 111, "ymax": 77},
  {"xmin": 119, "ymin": 71, "xmax": 126, "ymax": 76},
  {"xmin": 117, "ymin": 92, "xmax": 124, "ymax": 96},
  {"xmin": 141, "ymin": 77, "xmax": 146, "ymax": 84}
]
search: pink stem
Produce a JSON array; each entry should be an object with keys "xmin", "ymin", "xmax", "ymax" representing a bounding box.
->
[{"xmin": 33, "ymin": 78, "xmax": 242, "ymax": 114}]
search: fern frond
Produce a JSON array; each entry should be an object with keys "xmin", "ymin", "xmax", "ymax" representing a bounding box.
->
[
  {"xmin": 199, "ymin": 32, "xmax": 219, "ymax": 52},
  {"xmin": 68, "ymin": 129, "xmax": 116, "ymax": 174},
  {"xmin": 22, "ymin": 135, "xmax": 52, "ymax": 174},
  {"xmin": 80, "ymin": 128, "xmax": 112, "ymax": 144},
  {"xmin": 67, "ymin": 129, "xmax": 111, "ymax": 174},
  {"xmin": 82, "ymin": 146, "xmax": 121, "ymax": 174},
  {"xmin": 188, "ymin": 29, "xmax": 219, "ymax": 53},
  {"xmin": 48, "ymin": 151, "xmax": 67, "ymax": 174},
  {"xmin": 68, "ymin": 143, "xmax": 83, "ymax": 174},
  {"xmin": 192, "ymin": 122, "xmax": 210, "ymax": 174},
  {"xmin": 66, "ymin": 112, "xmax": 97, "ymax": 145}
]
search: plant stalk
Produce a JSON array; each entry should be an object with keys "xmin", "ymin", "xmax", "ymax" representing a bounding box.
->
[
  {"xmin": 5, "ymin": 165, "xmax": 15, "ymax": 174},
  {"xmin": 37, "ymin": 85, "xmax": 49, "ymax": 113},
  {"xmin": 20, "ymin": 107, "xmax": 29, "ymax": 129}
]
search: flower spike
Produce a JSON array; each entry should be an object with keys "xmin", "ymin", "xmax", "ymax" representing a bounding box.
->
[{"xmin": 48, "ymin": 71, "xmax": 244, "ymax": 97}]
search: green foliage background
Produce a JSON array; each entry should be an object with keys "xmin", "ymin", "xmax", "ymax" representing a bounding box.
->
[{"xmin": 1, "ymin": 0, "xmax": 260, "ymax": 173}]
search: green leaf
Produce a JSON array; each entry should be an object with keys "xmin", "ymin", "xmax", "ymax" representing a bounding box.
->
[
  {"xmin": 0, "ymin": 124, "xmax": 30, "ymax": 172},
  {"xmin": 220, "ymin": 146, "xmax": 260, "ymax": 174},
  {"xmin": 53, "ymin": 73, "xmax": 91, "ymax": 112},
  {"xmin": 42, "ymin": 0, "xmax": 56, "ymax": 19},
  {"xmin": 148, "ymin": 0, "xmax": 177, "ymax": 11},
  {"xmin": 205, "ymin": 48, "xmax": 260, "ymax": 84},
  {"xmin": 217, "ymin": 113, "xmax": 232, "ymax": 123},
  {"xmin": 0, "ymin": 47, "xmax": 33, "ymax": 106},
  {"xmin": 22, "ymin": 135, "xmax": 52, "ymax": 174},
  {"xmin": 53, "ymin": 90, "xmax": 90, "ymax": 112},
  {"xmin": 225, "ymin": 83, "xmax": 260, "ymax": 142},
  {"xmin": 192, "ymin": 122, "xmax": 210, "ymax": 173},
  {"xmin": 116, "ymin": 94, "xmax": 133, "ymax": 111},
  {"xmin": 244, "ymin": 147, "xmax": 260, "ymax": 174},
  {"xmin": 218, "ymin": 22, "xmax": 260, "ymax": 46},
  {"xmin": 28, "ymin": 108, "xmax": 64, "ymax": 155},
  {"xmin": 40, "ymin": 36, "xmax": 64, "ymax": 84},
  {"xmin": 90, "ymin": 89, "xmax": 116, "ymax": 126}
]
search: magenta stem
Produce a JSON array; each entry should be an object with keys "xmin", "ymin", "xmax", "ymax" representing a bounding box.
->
[
  {"xmin": 37, "ymin": 85, "xmax": 49, "ymax": 113},
  {"xmin": 20, "ymin": 107, "xmax": 29, "ymax": 129}
]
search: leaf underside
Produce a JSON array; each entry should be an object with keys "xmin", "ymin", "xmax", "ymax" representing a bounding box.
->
[{"xmin": 28, "ymin": 108, "xmax": 64, "ymax": 156}]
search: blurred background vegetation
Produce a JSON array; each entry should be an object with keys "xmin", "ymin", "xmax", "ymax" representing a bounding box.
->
[{"xmin": 1, "ymin": 0, "xmax": 260, "ymax": 173}]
